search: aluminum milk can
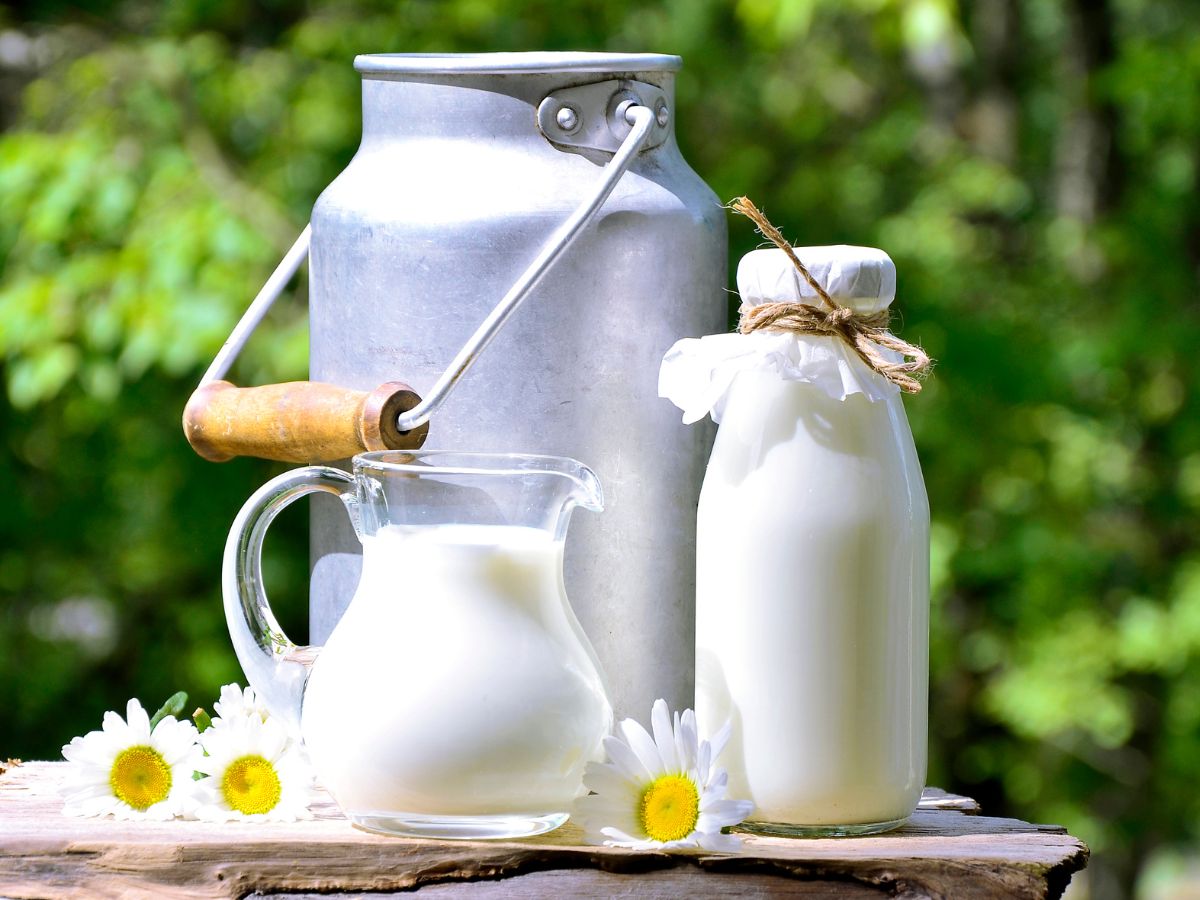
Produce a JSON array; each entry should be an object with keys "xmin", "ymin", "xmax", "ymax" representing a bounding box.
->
[{"xmin": 295, "ymin": 53, "xmax": 725, "ymax": 721}]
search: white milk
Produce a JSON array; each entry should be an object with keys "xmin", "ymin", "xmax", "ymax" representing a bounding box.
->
[
  {"xmin": 695, "ymin": 364, "xmax": 929, "ymax": 827},
  {"xmin": 301, "ymin": 523, "xmax": 611, "ymax": 818}
]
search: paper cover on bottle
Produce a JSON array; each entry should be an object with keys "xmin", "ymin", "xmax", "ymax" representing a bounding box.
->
[
  {"xmin": 659, "ymin": 331, "xmax": 899, "ymax": 424},
  {"xmin": 738, "ymin": 246, "xmax": 896, "ymax": 314},
  {"xmin": 660, "ymin": 244, "xmax": 901, "ymax": 423}
]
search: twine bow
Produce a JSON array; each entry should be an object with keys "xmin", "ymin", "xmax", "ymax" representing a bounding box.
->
[{"xmin": 730, "ymin": 197, "xmax": 932, "ymax": 394}]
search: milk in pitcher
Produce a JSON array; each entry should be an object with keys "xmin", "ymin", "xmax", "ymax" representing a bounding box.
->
[{"xmin": 302, "ymin": 523, "xmax": 611, "ymax": 819}]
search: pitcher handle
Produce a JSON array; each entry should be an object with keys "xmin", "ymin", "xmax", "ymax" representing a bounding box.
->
[{"xmin": 222, "ymin": 466, "xmax": 357, "ymax": 735}]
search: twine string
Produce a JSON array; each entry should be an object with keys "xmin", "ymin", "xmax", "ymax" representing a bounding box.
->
[{"xmin": 729, "ymin": 196, "xmax": 931, "ymax": 394}]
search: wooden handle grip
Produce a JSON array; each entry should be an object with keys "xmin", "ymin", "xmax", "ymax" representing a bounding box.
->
[{"xmin": 183, "ymin": 380, "xmax": 430, "ymax": 463}]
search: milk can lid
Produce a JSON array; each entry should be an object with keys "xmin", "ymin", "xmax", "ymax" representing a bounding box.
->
[
  {"xmin": 355, "ymin": 52, "xmax": 682, "ymax": 76},
  {"xmin": 736, "ymin": 245, "xmax": 896, "ymax": 315}
]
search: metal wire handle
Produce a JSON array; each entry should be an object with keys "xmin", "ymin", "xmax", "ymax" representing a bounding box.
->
[{"xmin": 198, "ymin": 102, "xmax": 658, "ymax": 435}]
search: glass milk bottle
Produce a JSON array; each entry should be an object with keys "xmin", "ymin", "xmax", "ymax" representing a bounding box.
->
[{"xmin": 660, "ymin": 245, "xmax": 930, "ymax": 836}]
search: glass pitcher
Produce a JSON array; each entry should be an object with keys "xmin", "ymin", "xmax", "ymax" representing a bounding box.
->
[{"xmin": 222, "ymin": 451, "xmax": 612, "ymax": 839}]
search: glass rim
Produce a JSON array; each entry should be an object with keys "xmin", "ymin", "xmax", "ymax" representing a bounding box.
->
[{"xmin": 351, "ymin": 449, "xmax": 593, "ymax": 478}]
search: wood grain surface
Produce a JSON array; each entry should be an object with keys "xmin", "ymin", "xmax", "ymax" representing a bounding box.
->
[
  {"xmin": 182, "ymin": 379, "xmax": 428, "ymax": 463},
  {"xmin": 0, "ymin": 762, "xmax": 1087, "ymax": 900}
]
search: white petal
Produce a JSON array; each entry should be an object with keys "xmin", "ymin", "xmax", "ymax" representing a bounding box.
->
[
  {"xmin": 131, "ymin": 796, "xmax": 176, "ymax": 820},
  {"xmin": 193, "ymin": 802, "xmax": 237, "ymax": 823},
  {"xmin": 656, "ymin": 837, "xmax": 702, "ymax": 852},
  {"xmin": 574, "ymin": 791, "xmax": 632, "ymax": 817},
  {"xmin": 581, "ymin": 758, "xmax": 613, "ymax": 782},
  {"xmin": 703, "ymin": 767, "xmax": 728, "ymax": 797},
  {"xmin": 60, "ymin": 735, "xmax": 86, "ymax": 761},
  {"xmin": 698, "ymin": 798, "xmax": 755, "ymax": 828},
  {"xmin": 599, "ymin": 825, "xmax": 644, "ymax": 845},
  {"xmin": 706, "ymin": 719, "xmax": 733, "ymax": 767},
  {"xmin": 181, "ymin": 748, "xmax": 206, "ymax": 778},
  {"xmin": 125, "ymin": 699, "xmax": 151, "ymax": 739},
  {"xmin": 62, "ymin": 733, "xmax": 113, "ymax": 766},
  {"xmin": 602, "ymin": 735, "xmax": 653, "ymax": 784},
  {"xmin": 576, "ymin": 805, "xmax": 642, "ymax": 841},
  {"xmin": 214, "ymin": 684, "xmax": 243, "ymax": 719},
  {"xmin": 619, "ymin": 718, "xmax": 664, "ymax": 776},
  {"xmin": 258, "ymin": 719, "xmax": 289, "ymax": 762},
  {"xmin": 675, "ymin": 709, "xmax": 699, "ymax": 772},
  {"xmin": 101, "ymin": 709, "xmax": 124, "ymax": 731},
  {"xmin": 277, "ymin": 771, "xmax": 314, "ymax": 807},
  {"xmin": 213, "ymin": 683, "xmax": 269, "ymax": 725},
  {"xmin": 61, "ymin": 782, "xmax": 116, "ymax": 803},
  {"xmin": 198, "ymin": 723, "xmax": 230, "ymax": 758},
  {"xmin": 172, "ymin": 789, "xmax": 201, "ymax": 820},
  {"xmin": 696, "ymin": 830, "xmax": 743, "ymax": 853},
  {"xmin": 101, "ymin": 710, "xmax": 133, "ymax": 744},
  {"xmin": 615, "ymin": 839, "xmax": 665, "ymax": 850},
  {"xmin": 188, "ymin": 780, "xmax": 218, "ymax": 806},
  {"xmin": 274, "ymin": 751, "xmax": 310, "ymax": 781},
  {"xmin": 59, "ymin": 773, "xmax": 110, "ymax": 797},
  {"xmin": 153, "ymin": 718, "xmax": 200, "ymax": 764},
  {"xmin": 205, "ymin": 715, "xmax": 258, "ymax": 761},
  {"xmin": 650, "ymin": 700, "xmax": 680, "ymax": 773},
  {"xmin": 581, "ymin": 764, "xmax": 636, "ymax": 799},
  {"xmin": 679, "ymin": 708, "xmax": 698, "ymax": 738},
  {"xmin": 277, "ymin": 771, "xmax": 313, "ymax": 801},
  {"xmin": 61, "ymin": 747, "xmax": 106, "ymax": 770},
  {"xmin": 272, "ymin": 786, "xmax": 314, "ymax": 819},
  {"xmin": 574, "ymin": 785, "xmax": 638, "ymax": 815},
  {"xmin": 697, "ymin": 739, "xmax": 712, "ymax": 783},
  {"xmin": 192, "ymin": 753, "xmax": 220, "ymax": 778},
  {"xmin": 269, "ymin": 803, "xmax": 313, "ymax": 822},
  {"xmin": 64, "ymin": 795, "xmax": 120, "ymax": 817}
]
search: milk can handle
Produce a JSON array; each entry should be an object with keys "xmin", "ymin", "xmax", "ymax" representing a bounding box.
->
[
  {"xmin": 222, "ymin": 465, "xmax": 356, "ymax": 735},
  {"xmin": 392, "ymin": 102, "xmax": 659, "ymax": 432},
  {"xmin": 192, "ymin": 104, "xmax": 658, "ymax": 459}
]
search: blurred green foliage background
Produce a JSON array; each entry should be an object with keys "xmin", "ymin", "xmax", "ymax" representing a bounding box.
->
[{"xmin": 1, "ymin": 0, "xmax": 1197, "ymax": 895}]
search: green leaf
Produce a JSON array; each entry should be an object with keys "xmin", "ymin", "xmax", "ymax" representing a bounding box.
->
[{"xmin": 149, "ymin": 691, "xmax": 188, "ymax": 728}]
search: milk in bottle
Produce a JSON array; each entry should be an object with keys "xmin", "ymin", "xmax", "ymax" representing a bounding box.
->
[{"xmin": 660, "ymin": 243, "xmax": 930, "ymax": 835}]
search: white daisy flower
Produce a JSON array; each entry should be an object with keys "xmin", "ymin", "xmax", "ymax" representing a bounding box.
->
[
  {"xmin": 60, "ymin": 698, "xmax": 200, "ymax": 820},
  {"xmin": 191, "ymin": 713, "xmax": 312, "ymax": 822},
  {"xmin": 574, "ymin": 699, "xmax": 754, "ymax": 852},
  {"xmin": 211, "ymin": 682, "xmax": 270, "ymax": 726}
]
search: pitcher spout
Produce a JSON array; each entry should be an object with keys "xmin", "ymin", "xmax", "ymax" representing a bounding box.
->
[
  {"xmin": 557, "ymin": 459, "xmax": 604, "ymax": 514},
  {"xmin": 347, "ymin": 450, "xmax": 603, "ymax": 537}
]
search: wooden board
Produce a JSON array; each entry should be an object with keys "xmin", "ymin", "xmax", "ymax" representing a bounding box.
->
[{"xmin": 0, "ymin": 762, "xmax": 1087, "ymax": 900}]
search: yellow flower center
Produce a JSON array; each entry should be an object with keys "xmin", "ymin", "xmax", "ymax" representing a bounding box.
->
[
  {"xmin": 221, "ymin": 754, "xmax": 282, "ymax": 815},
  {"xmin": 109, "ymin": 745, "xmax": 172, "ymax": 811},
  {"xmin": 638, "ymin": 774, "xmax": 700, "ymax": 842}
]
